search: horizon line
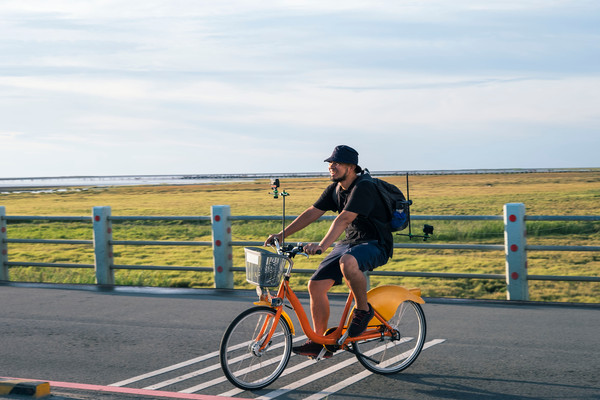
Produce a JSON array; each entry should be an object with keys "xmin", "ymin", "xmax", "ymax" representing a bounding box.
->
[{"xmin": 0, "ymin": 167, "xmax": 599, "ymax": 181}]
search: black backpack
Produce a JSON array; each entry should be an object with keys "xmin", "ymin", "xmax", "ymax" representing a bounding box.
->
[
  {"xmin": 365, "ymin": 171, "xmax": 410, "ymax": 231},
  {"xmin": 335, "ymin": 170, "xmax": 410, "ymax": 232}
]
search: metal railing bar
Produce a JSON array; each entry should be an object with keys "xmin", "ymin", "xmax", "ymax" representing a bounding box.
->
[
  {"xmin": 394, "ymin": 243, "xmax": 504, "ymax": 250},
  {"xmin": 228, "ymin": 215, "xmax": 503, "ymax": 222},
  {"xmin": 232, "ymin": 241, "xmax": 505, "ymax": 251},
  {"xmin": 6, "ymin": 262, "xmax": 94, "ymax": 268},
  {"xmin": 528, "ymin": 275, "xmax": 600, "ymax": 282},
  {"xmin": 232, "ymin": 265, "xmax": 505, "ymax": 281},
  {"xmin": 231, "ymin": 214, "xmax": 600, "ymax": 222},
  {"xmin": 229, "ymin": 215, "xmax": 336, "ymax": 221},
  {"xmin": 411, "ymin": 215, "xmax": 503, "ymax": 221},
  {"xmin": 111, "ymin": 265, "xmax": 213, "ymax": 272},
  {"xmin": 229, "ymin": 266, "xmax": 316, "ymax": 275},
  {"xmin": 527, "ymin": 245, "xmax": 600, "ymax": 252},
  {"xmin": 233, "ymin": 266, "xmax": 599, "ymax": 283},
  {"xmin": 110, "ymin": 240, "xmax": 212, "ymax": 246},
  {"xmin": 4, "ymin": 216, "xmax": 91, "ymax": 222},
  {"xmin": 368, "ymin": 270, "xmax": 506, "ymax": 279},
  {"xmin": 5, "ymin": 239, "xmax": 93, "ymax": 245},
  {"xmin": 232, "ymin": 241, "xmax": 599, "ymax": 253},
  {"xmin": 526, "ymin": 216, "xmax": 600, "ymax": 221},
  {"xmin": 109, "ymin": 216, "xmax": 211, "ymax": 222},
  {"xmin": 230, "ymin": 241, "xmax": 263, "ymax": 247},
  {"xmin": 4, "ymin": 215, "xmax": 599, "ymax": 223},
  {"xmin": 8, "ymin": 239, "xmax": 596, "ymax": 253}
]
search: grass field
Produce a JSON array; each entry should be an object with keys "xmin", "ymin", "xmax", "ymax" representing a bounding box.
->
[{"xmin": 2, "ymin": 170, "xmax": 599, "ymax": 303}]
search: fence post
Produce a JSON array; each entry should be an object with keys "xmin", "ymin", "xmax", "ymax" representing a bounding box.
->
[
  {"xmin": 0, "ymin": 206, "xmax": 8, "ymax": 281},
  {"xmin": 504, "ymin": 203, "xmax": 529, "ymax": 300},
  {"xmin": 212, "ymin": 205, "xmax": 233, "ymax": 289},
  {"xmin": 93, "ymin": 206, "xmax": 114, "ymax": 285}
]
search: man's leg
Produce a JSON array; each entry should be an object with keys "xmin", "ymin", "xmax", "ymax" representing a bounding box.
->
[
  {"xmin": 339, "ymin": 254, "xmax": 369, "ymax": 311},
  {"xmin": 308, "ymin": 278, "xmax": 335, "ymax": 335},
  {"xmin": 340, "ymin": 253, "xmax": 375, "ymax": 337}
]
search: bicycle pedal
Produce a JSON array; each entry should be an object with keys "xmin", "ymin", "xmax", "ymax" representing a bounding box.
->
[{"xmin": 312, "ymin": 347, "xmax": 333, "ymax": 361}]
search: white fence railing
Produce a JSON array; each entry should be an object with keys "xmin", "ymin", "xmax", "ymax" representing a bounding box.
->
[{"xmin": 1, "ymin": 204, "xmax": 599, "ymax": 301}]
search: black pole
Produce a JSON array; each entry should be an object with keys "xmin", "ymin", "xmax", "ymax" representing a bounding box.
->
[
  {"xmin": 282, "ymin": 194, "xmax": 286, "ymax": 247},
  {"xmin": 406, "ymin": 172, "xmax": 412, "ymax": 239}
]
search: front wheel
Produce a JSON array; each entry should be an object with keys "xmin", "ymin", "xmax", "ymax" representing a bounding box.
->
[
  {"xmin": 220, "ymin": 306, "xmax": 292, "ymax": 390},
  {"xmin": 354, "ymin": 300, "xmax": 426, "ymax": 374}
]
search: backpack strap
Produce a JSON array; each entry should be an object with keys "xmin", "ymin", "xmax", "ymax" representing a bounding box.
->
[{"xmin": 331, "ymin": 171, "xmax": 370, "ymax": 212}]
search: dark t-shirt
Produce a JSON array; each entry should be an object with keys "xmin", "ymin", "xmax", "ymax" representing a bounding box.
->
[{"xmin": 313, "ymin": 176, "xmax": 393, "ymax": 256}]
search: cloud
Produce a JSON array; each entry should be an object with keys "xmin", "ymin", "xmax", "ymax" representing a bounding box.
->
[
  {"xmin": 0, "ymin": 1, "xmax": 598, "ymax": 176},
  {"xmin": 0, "ymin": 130, "xmax": 23, "ymax": 139}
]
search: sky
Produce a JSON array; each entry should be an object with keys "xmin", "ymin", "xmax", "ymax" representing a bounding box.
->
[{"xmin": 1, "ymin": 0, "xmax": 599, "ymax": 178}]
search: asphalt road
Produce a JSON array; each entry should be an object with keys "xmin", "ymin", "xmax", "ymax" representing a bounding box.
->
[{"xmin": 1, "ymin": 282, "xmax": 599, "ymax": 400}]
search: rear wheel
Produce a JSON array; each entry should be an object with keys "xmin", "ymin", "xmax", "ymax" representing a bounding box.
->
[
  {"xmin": 220, "ymin": 306, "xmax": 292, "ymax": 390},
  {"xmin": 354, "ymin": 300, "xmax": 426, "ymax": 374}
]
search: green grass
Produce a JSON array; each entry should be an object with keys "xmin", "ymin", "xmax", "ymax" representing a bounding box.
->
[{"xmin": 2, "ymin": 171, "xmax": 600, "ymax": 302}]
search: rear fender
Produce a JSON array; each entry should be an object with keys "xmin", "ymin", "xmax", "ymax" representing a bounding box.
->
[{"xmin": 366, "ymin": 285, "xmax": 425, "ymax": 324}]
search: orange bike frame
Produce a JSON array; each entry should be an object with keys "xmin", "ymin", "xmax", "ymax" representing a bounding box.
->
[{"xmin": 259, "ymin": 276, "xmax": 395, "ymax": 351}]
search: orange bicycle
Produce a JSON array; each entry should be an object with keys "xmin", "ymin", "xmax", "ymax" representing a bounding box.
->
[{"xmin": 219, "ymin": 239, "xmax": 427, "ymax": 390}]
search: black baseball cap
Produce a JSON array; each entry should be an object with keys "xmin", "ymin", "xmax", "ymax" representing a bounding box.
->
[{"xmin": 324, "ymin": 145, "xmax": 359, "ymax": 165}]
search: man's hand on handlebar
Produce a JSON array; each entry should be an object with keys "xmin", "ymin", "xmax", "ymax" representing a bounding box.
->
[
  {"xmin": 264, "ymin": 233, "xmax": 284, "ymax": 247},
  {"xmin": 303, "ymin": 243, "xmax": 323, "ymax": 255}
]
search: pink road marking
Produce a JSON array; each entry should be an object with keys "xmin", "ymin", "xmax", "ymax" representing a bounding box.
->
[{"xmin": 2, "ymin": 378, "xmax": 237, "ymax": 400}]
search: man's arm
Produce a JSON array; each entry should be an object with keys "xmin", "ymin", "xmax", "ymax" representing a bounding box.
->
[
  {"xmin": 305, "ymin": 210, "xmax": 358, "ymax": 255},
  {"xmin": 264, "ymin": 206, "xmax": 326, "ymax": 246}
]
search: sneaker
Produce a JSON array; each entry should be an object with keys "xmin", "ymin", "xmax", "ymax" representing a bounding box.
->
[
  {"xmin": 348, "ymin": 303, "xmax": 374, "ymax": 337},
  {"xmin": 292, "ymin": 340, "xmax": 333, "ymax": 359}
]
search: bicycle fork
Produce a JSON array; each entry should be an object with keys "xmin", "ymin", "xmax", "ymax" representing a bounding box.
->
[{"xmin": 252, "ymin": 309, "xmax": 283, "ymax": 355}]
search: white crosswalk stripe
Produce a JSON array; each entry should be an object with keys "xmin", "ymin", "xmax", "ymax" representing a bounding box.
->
[
  {"xmin": 109, "ymin": 336, "xmax": 445, "ymax": 398},
  {"xmin": 108, "ymin": 351, "xmax": 220, "ymax": 387},
  {"xmin": 303, "ymin": 339, "xmax": 446, "ymax": 400}
]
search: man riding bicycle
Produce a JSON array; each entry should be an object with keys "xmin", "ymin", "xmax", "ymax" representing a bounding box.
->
[{"xmin": 265, "ymin": 145, "xmax": 393, "ymax": 358}]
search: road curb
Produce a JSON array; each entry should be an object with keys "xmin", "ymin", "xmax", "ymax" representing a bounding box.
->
[{"xmin": 0, "ymin": 378, "xmax": 50, "ymax": 398}]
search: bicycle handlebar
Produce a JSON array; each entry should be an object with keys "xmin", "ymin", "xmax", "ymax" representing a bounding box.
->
[{"xmin": 271, "ymin": 239, "xmax": 321, "ymax": 258}]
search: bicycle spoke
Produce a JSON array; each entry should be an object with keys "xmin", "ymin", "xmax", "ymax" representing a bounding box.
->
[
  {"xmin": 220, "ymin": 307, "xmax": 292, "ymax": 390},
  {"xmin": 354, "ymin": 301, "xmax": 426, "ymax": 374}
]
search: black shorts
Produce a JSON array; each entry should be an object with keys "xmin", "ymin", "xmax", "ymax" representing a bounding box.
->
[{"xmin": 311, "ymin": 241, "xmax": 389, "ymax": 285}]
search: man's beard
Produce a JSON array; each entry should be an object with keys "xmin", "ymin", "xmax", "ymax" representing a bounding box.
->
[{"xmin": 331, "ymin": 171, "xmax": 347, "ymax": 183}]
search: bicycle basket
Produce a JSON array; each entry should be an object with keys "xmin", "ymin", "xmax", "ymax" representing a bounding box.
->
[{"xmin": 244, "ymin": 247, "xmax": 288, "ymax": 287}]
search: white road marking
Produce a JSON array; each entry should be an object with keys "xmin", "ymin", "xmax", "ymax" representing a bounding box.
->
[
  {"xmin": 110, "ymin": 334, "xmax": 446, "ymax": 399},
  {"xmin": 108, "ymin": 351, "xmax": 220, "ymax": 387},
  {"xmin": 179, "ymin": 336, "xmax": 310, "ymax": 393},
  {"xmin": 303, "ymin": 339, "xmax": 446, "ymax": 400},
  {"xmin": 252, "ymin": 338, "xmax": 444, "ymax": 400}
]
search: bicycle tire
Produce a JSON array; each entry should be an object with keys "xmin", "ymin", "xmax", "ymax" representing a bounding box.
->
[
  {"xmin": 220, "ymin": 306, "xmax": 292, "ymax": 390},
  {"xmin": 354, "ymin": 300, "xmax": 426, "ymax": 374}
]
